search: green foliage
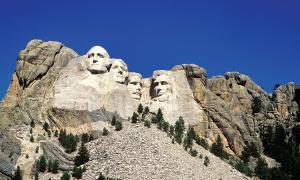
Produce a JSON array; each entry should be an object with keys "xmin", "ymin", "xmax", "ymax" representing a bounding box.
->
[
  {"xmin": 102, "ymin": 128, "xmax": 109, "ymax": 136},
  {"xmin": 72, "ymin": 166, "xmax": 84, "ymax": 179},
  {"xmin": 169, "ymin": 125, "xmax": 174, "ymax": 136},
  {"xmin": 35, "ymin": 146, "xmax": 39, "ymax": 154},
  {"xmin": 183, "ymin": 127, "xmax": 194, "ymax": 150},
  {"xmin": 60, "ymin": 172, "xmax": 70, "ymax": 180},
  {"xmin": 144, "ymin": 120, "xmax": 151, "ymax": 128},
  {"xmin": 111, "ymin": 116, "xmax": 117, "ymax": 126},
  {"xmin": 48, "ymin": 160, "xmax": 53, "ymax": 172},
  {"xmin": 30, "ymin": 135, "xmax": 34, "ymax": 142},
  {"xmin": 144, "ymin": 106, "xmax": 149, "ymax": 114},
  {"xmin": 58, "ymin": 130, "xmax": 77, "ymax": 153},
  {"xmin": 211, "ymin": 135, "xmax": 228, "ymax": 159},
  {"xmin": 138, "ymin": 103, "xmax": 143, "ymax": 114},
  {"xmin": 162, "ymin": 121, "xmax": 169, "ymax": 132},
  {"xmin": 54, "ymin": 130, "xmax": 58, "ymax": 137},
  {"xmin": 195, "ymin": 135, "xmax": 209, "ymax": 150},
  {"xmin": 38, "ymin": 155, "xmax": 47, "ymax": 172},
  {"xmin": 131, "ymin": 112, "xmax": 138, "ymax": 123},
  {"xmin": 115, "ymin": 121, "xmax": 123, "ymax": 131},
  {"xmin": 240, "ymin": 142, "xmax": 260, "ymax": 163},
  {"xmin": 234, "ymin": 161, "xmax": 252, "ymax": 177},
  {"xmin": 12, "ymin": 166, "xmax": 22, "ymax": 180},
  {"xmin": 174, "ymin": 116, "xmax": 185, "ymax": 144},
  {"xmin": 52, "ymin": 160, "xmax": 59, "ymax": 173},
  {"xmin": 252, "ymin": 96, "xmax": 263, "ymax": 114},
  {"xmin": 75, "ymin": 143, "xmax": 90, "ymax": 166},
  {"xmin": 156, "ymin": 108, "xmax": 164, "ymax": 123},
  {"xmin": 81, "ymin": 133, "xmax": 89, "ymax": 144},
  {"xmin": 204, "ymin": 156, "xmax": 209, "ymax": 167},
  {"xmin": 30, "ymin": 119, "xmax": 35, "ymax": 128},
  {"xmin": 30, "ymin": 128, "xmax": 33, "ymax": 134},
  {"xmin": 255, "ymin": 158, "xmax": 268, "ymax": 179},
  {"xmin": 97, "ymin": 173, "xmax": 106, "ymax": 180},
  {"xmin": 43, "ymin": 122, "xmax": 49, "ymax": 132},
  {"xmin": 189, "ymin": 149, "xmax": 198, "ymax": 157}
]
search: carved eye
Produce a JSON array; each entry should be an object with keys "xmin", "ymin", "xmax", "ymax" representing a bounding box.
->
[
  {"xmin": 154, "ymin": 82, "xmax": 159, "ymax": 87},
  {"xmin": 161, "ymin": 81, "xmax": 168, "ymax": 85},
  {"xmin": 88, "ymin": 53, "xmax": 94, "ymax": 58},
  {"xmin": 97, "ymin": 53, "xmax": 104, "ymax": 58}
]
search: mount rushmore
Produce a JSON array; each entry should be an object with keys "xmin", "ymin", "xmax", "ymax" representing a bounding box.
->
[{"xmin": 0, "ymin": 39, "xmax": 299, "ymax": 179}]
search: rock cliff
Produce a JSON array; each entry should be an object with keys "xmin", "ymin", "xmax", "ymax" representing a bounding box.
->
[{"xmin": 0, "ymin": 39, "xmax": 299, "ymax": 179}]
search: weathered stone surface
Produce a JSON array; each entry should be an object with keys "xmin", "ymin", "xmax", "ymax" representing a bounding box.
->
[
  {"xmin": 84, "ymin": 121, "xmax": 249, "ymax": 180},
  {"xmin": 1, "ymin": 40, "xmax": 299, "ymax": 179}
]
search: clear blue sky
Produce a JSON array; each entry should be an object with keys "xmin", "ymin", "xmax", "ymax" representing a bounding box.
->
[{"xmin": 1, "ymin": 0, "xmax": 299, "ymax": 100}]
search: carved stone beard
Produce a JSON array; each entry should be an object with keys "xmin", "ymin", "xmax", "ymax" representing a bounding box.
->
[
  {"xmin": 152, "ymin": 74, "xmax": 172, "ymax": 102},
  {"xmin": 128, "ymin": 75, "xmax": 142, "ymax": 100}
]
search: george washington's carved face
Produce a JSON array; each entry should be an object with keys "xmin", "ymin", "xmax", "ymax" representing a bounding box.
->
[
  {"xmin": 128, "ymin": 73, "xmax": 142, "ymax": 100},
  {"xmin": 152, "ymin": 74, "xmax": 172, "ymax": 102},
  {"xmin": 110, "ymin": 60, "xmax": 128, "ymax": 84},
  {"xmin": 86, "ymin": 46, "xmax": 110, "ymax": 74}
]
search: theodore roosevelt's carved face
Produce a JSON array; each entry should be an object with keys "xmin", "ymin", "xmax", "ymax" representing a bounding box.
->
[
  {"xmin": 110, "ymin": 59, "xmax": 128, "ymax": 84},
  {"xmin": 152, "ymin": 73, "xmax": 172, "ymax": 102},
  {"xmin": 86, "ymin": 46, "xmax": 110, "ymax": 74},
  {"xmin": 127, "ymin": 73, "xmax": 142, "ymax": 100}
]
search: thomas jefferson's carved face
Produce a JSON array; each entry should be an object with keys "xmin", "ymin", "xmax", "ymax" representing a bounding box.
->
[
  {"xmin": 153, "ymin": 74, "xmax": 172, "ymax": 102},
  {"xmin": 128, "ymin": 74, "xmax": 142, "ymax": 100},
  {"xmin": 110, "ymin": 60, "xmax": 128, "ymax": 84},
  {"xmin": 86, "ymin": 46, "xmax": 110, "ymax": 74}
]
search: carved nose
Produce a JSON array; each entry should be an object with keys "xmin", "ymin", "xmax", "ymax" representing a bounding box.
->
[
  {"xmin": 119, "ymin": 71, "xmax": 123, "ymax": 75},
  {"xmin": 93, "ymin": 59, "xmax": 98, "ymax": 63}
]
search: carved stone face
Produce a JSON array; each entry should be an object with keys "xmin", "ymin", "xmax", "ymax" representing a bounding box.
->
[
  {"xmin": 86, "ymin": 46, "xmax": 110, "ymax": 74},
  {"xmin": 153, "ymin": 74, "xmax": 172, "ymax": 102},
  {"xmin": 110, "ymin": 60, "xmax": 128, "ymax": 84},
  {"xmin": 128, "ymin": 73, "xmax": 142, "ymax": 100}
]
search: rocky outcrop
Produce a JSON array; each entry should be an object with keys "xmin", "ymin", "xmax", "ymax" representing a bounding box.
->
[{"xmin": 0, "ymin": 39, "xmax": 299, "ymax": 178}]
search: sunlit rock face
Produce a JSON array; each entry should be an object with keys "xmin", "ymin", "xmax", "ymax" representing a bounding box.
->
[
  {"xmin": 86, "ymin": 46, "xmax": 111, "ymax": 74},
  {"xmin": 127, "ymin": 72, "xmax": 142, "ymax": 100},
  {"xmin": 110, "ymin": 59, "xmax": 128, "ymax": 84}
]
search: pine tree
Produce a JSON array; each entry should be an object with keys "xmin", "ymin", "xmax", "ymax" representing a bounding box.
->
[
  {"xmin": 43, "ymin": 122, "xmax": 49, "ymax": 132},
  {"xmin": 255, "ymin": 158, "xmax": 268, "ymax": 179},
  {"xmin": 39, "ymin": 155, "xmax": 47, "ymax": 172},
  {"xmin": 48, "ymin": 160, "xmax": 53, "ymax": 172},
  {"xmin": 30, "ymin": 135, "xmax": 34, "ymax": 143},
  {"xmin": 144, "ymin": 120, "xmax": 151, "ymax": 128},
  {"xmin": 12, "ymin": 166, "xmax": 22, "ymax": 180},
  {"xmin": 75, "ymin": 143, "xmax": 90, "ymax": 166},
  {"xmin": 183, "ymin": 127, "xmax": 194, "ymax": 150},
  {"xmin": 156, "ymin": 108, "xmax": 164, "ymax": 124},
  {"xmin": 169, "ymin": 125, "xmax": 174, "ymax": 136},
  {"xmin": 204, "ymin": 156, "xmax": 209, "ymax": 167},
  {"xmin": 174, "ymin": 116, "xmax": 185, "ymax": 144},
  {"xmin": 81, "ymin": 133, "xmax": 89, "ymax": 144},
  {"xmin": 144, "ymin": 106, "xmax": 149, "ymax": 114},
  {"xmin": 111, "ymin": 116, "xmax": 117, "ymax": 126},
  {"xmin": 211, "ymin": 135, "xmax": 227, "ymax": 159},
  {"xmin": 54, "ymin": 130, "xmax": 58, "ymax": 137},
  {"xmin": 30, "ymin": 128, "xmax": 33, "ymax": 134},
  {"xmin": 131, "ymin": 112, "xmax": 138, "ymax": 123},
  {"xmin": 72, "ymin": 166, "xmax": 84, "ymax": 179},
  {"xmin": 115, "ymin": 121, "xmax": 123, "ymax": 131},
  {"xmin": 52, "ymin": 160, "xmax": 59, "ymax": 173},
  {"xmin": 60, "ymin": 172, "xmax": 70, "ymax": 180},
  {"xmin": 137, "ymin": 104, "xmax": 143, "ymax": 114},
  {"xmin": 102, "ymin": 128, "xmax": 109, "ymax": 136},
  {"xmin": 30, "ymin": 119, "xmax": 35, "ymax": 128}
]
